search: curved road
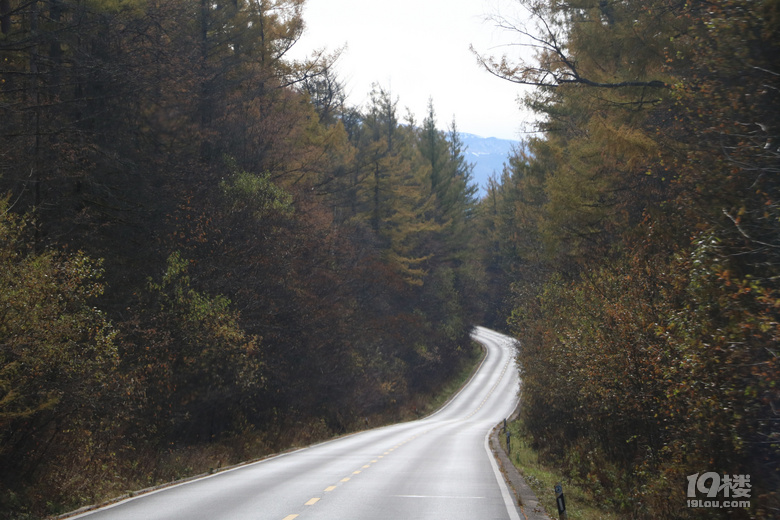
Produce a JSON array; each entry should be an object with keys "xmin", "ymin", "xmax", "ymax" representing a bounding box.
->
[{"xmin": 72, "ymin": 327, "xmax": 521, "ymax": 520}]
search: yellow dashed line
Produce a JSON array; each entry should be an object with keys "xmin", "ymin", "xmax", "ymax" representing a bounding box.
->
[{"xmin": 280, "ymin": 426, "xmax": 435, "ymax": 520}]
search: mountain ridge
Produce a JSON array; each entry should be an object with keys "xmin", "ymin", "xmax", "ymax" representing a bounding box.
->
[{"xmin": 458, "ymin": 133, "xmax": 521, "ymax": 197}]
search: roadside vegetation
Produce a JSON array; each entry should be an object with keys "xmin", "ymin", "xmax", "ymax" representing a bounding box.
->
[
  {"xmin": 479, "ymin": 1, "xmax": 779, "ymax": 518},
  {"xmin": 501, "ymin": 419, "xmax": 621, "ymax": 520},
  {"xmin": 2, "ymin": 0, "xmax": 778, "ymax": 519}
]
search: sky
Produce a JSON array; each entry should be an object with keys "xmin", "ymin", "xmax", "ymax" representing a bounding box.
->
[{"xmin": 288, "ymin": 0, "xmax": 536, "ymax": 141}]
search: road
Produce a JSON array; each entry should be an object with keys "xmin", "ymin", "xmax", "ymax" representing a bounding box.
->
[{"xmin": 72, "ymin": 326, "xmax": 521, "ymax": 520}]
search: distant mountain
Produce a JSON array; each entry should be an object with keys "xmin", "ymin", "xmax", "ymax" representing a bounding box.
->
[{"xmin": 458, "ymin": 133, "xmax": 522, "ymax": 198}]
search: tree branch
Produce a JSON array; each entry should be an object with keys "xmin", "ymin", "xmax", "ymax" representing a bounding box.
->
[{"xmin": 472, "ymin": 5, "xmax": 669, "ymax": 90}]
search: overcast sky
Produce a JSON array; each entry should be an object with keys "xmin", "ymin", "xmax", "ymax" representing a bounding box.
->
[{"xmin": 289, "ymin": 0, "xmax": 535, "ymax": 141}]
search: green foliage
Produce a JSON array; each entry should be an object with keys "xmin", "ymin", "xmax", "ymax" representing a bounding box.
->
[
  {"xmin": 220, "ymin": 158, "xmax": 294, "ymax": 220},
  {"xmin": 0, "ymin": 201, "xmax": 118, "ymax": 427},
  {"xmin": 0, "ymin": 199, "xmax": 120, "ymax": 515},
  {"xmin": 132, "ymin": 251, "xmax": 262, "ymax": 444}
]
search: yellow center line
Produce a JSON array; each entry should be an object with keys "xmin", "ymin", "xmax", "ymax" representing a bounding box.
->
[
  {"xmin": 341, "ymin": 477, "xmax": 350, "ymax": 482},
  {"xmin": 324, "ymin": 485, "xmax": 336, "ymax": 492},
  {"xmin": 282, "ymin": 515, "xmax": 299, "ymax": 520},
  {"xmin": 305, "ymin": 498, "xmax": 320, "ymax": 506},
  {"xmin": 352, "ymin": 470, "xmax": 361, "ymax": 474},
  {"xmin": 362, "ymin": 464, "xmax": 370, "ymax": 468},
  {"xmin": 371, "ymin": 459, "xmax": 378, "ymax": 463}
]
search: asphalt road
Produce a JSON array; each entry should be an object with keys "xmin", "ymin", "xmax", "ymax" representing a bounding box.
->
[{"xmin": 72, "ymin": 326, "xmax": 521, "ymax": 520}]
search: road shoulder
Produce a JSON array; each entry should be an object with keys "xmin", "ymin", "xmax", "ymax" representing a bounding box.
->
[{"xmin": 489, "ymin": 423, "xmax": 552, "ymax": 520}]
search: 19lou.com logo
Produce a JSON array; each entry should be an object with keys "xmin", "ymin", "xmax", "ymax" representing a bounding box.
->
[{"xmin": 687, "ymin": 472, "xmax": 751, "ymax": 508}]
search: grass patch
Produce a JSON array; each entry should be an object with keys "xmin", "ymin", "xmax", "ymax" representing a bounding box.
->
[{"xmin": 501, "ymin": 419, "xmax": 621, "ymax": 520}]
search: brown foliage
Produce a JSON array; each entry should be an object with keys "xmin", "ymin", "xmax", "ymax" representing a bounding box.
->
[{"xmin": 486, "ymin": 0, "xmax": 780, "ymax": 517}]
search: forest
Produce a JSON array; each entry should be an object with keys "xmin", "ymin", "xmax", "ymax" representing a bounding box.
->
[
  {"xmin": 1, "ymin": 0, "xmax": 778, "ymax": 519},
  {"xmin": 478, "ymin": 0, "xmax": 779, "ymax": 518},
  {"xmin": 0, "ymin": 0, "xmax": 485, "ymax": 517}
]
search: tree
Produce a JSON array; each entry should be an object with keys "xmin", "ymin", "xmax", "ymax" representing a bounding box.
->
[
  {"xmin": 472, "ymin": 0, "xmax": 670, "ymax": 90},
  {"xmin": 0, "ymin": 1, "xmax": 488, "ymax": 514},
  {"xmin": 482, "ymin": 0, "xmax": 780, "ymax": 517},
  {"xmin": 0, "ymin": 198, "xmax": 120, "ymax": 506},
  {"xmin": 126, "ymin": 251, "xmax": 262, "ymax": 445}
]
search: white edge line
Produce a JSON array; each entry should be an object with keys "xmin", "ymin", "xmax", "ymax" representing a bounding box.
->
[{"xmin": 484, "ymin": 426, "xmax": 522, "ymax": 520}]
